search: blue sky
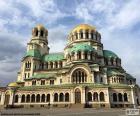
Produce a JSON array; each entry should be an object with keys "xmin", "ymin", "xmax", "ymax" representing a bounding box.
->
[{"xmin": 0, "ymin": 0, "xmax": 140, "ymax": 86}]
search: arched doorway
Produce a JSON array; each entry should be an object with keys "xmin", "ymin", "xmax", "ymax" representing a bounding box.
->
[
  {"xmin": 4, "ymin": 91, "xmax": 10, "ymax": 105},
  {"xmin": 75, "ymin": 88, "xmax": 81, "ymax": 104}
]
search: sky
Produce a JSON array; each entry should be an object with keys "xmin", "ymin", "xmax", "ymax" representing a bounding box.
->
[{"xmin": 0, "ymin": 0, "xmax": 140, "ymax": 86}]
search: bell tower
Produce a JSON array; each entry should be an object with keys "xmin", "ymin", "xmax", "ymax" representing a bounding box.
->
[{"xmin": 27, "ymin": 24, "xmax": 49, "ymax": 55}]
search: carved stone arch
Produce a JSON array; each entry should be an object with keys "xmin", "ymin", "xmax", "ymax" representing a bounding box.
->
[
  {"xmin": 74, "ymin": 88, "xmax": 81, "ymax": 104},
  {"xmin": 69, "ymin": 64, "xmax": 91, "ymax": 83},
  {"xmin": 4, "ymin": 90, "xmax": 11, "ymax": 105}
]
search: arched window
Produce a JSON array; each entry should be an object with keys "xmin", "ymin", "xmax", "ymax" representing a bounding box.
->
[
  {"xmin": 118, "ymin": 93, "xmax": 123, "ymax": 102},
  {"xmin": 85, "ymin": 30, "xmax": 89, "ymax": 39},
  {"xmin": 124, "ymin": 93, "xmax": 128, "ymax": 102},
  {"xmin": 41, "ymin": 94, "xmax": 45, "ymax": 102},
  {"xmin": 72, "ymin": 68, "xmax": 87, "ymax": 83},
  {"xmin": 79, "ymin": 30, "xmax": 83, "ymax": 39},
  {"xmin": 46, "ymin": 94, "xmax": 50, "ymax": 102},
  {"xmin": 113, "ymin": 93, "xmax": 117, "ymax": 102},
  {"xmin": 87, "ymin": 92, "xmax": 92, "ymax": 101},
  {"xmin": 99, "ymin": 92, "xmax": 105, "ymax": 101},
  {"xmin": 100, "ymin": 77, "xmax": 103, "ymax": 83},
  {"xmin": 84, "ymin": 51, "xmax": 88, "ymax": 59},
  {"xmin": 77, "ymin": 51, "xmax": 81, "ymax": 60},
  {"xmin": 21, "ymin": 95, "xmax": 25, "ymax": 103},
  {"xmin": 55, "ymin": 62, "xmax": 58, "ymax": 68},
  {"xmin": 54, "ymin": 93, "xmax": 58, "ymax": 102},
  {"xmin": 59, "ymin": 93, "xmax": 64, "ymax": 102},
  {"xmin": 59, "ymin": 61, "xmax": 63, "ymax": 68},
  {"xmin": 31, "ymin": 94, "xmax": 35, "ymax": 102},
  {"xmin": 111, "ymin": 58, "xmax": 114, "ymax": 65},
  {"xmin": 65, "ymin": 93, "xmax": 69, "ymax": 102},
  {"xmin": 14, "ymin": 95, "xmax": 18, "ymax": 103},
  {"xmin": 130, "ymin": 80, "xmax": 132, "ymax": 85},
  {"xmin": 26, "ymin": 94, "xmax": 30, "ymax": 103},
  {"xmin": 36, "ymin": 94, "xmax": 40, "ymax": 102},
  {"xmin": 35, "ymin": 30, "xmax": 38, "ymax": 36},
  {"xmin": 91, "ymin": 31, "xmax": 94, "ymax": 39},
  {"xmin": 40, "ymin": 30, "xmax": 44, "ymax": 37},
  {"xmin": 90, "ymin": 52, "xmax": 93, "ymax": 60},
  {"xmin": 93, "ymin": 92, "xmax": 98, "ymax": 101},
  {"xmin": 50, "ymin": 62, "xmax": 53, "ymax": 69}
]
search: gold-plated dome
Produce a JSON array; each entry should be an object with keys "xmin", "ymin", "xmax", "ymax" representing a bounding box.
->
[
  {"xmin": 35, "ymin": 24, "xmax": 46, "ymax": 30},
  {"xmin": 8, "ymin": 82, "xmax": 19, "ymax": 87},
  {"xmin": 71, "ymin": 24, "xmax": 96, "ymax": 33}
]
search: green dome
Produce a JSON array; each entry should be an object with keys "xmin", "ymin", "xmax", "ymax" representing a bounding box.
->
[
  {"xmin": 69, "ymin": 43, "xmax": 95, "ymax": 53},
  {"xmin": 43, "ymin": 53, "xmax": 64, "ymax": 62},
  {"xmin": 103, "ymin": 50, "xmax": 118, "ymax": 58},
  {"xmin": 25, "ymin": 49, "xmax": 41, "ymax": 58}
]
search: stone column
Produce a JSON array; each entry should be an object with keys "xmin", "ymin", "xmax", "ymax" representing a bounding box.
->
[
  {"xmin": 89, "ymin": 32, "xmax": 91, "ymax": 39},
  {"xmin": 88, "ymin": 52, "xmax": 91, "ymax": 60},
  {"xmin": 1, "ymin": 92, "xmax": 5, "ymax": 105},
  {"xmin": 131, "ymin": 86, "xmax": 136, "ymax": 108},
  {"xmin": 50, "ymin": 92, "xmax": 53, "ymax": 104},
  {"xmin": 81, "ymin": 88, "xmax": 85, "ymax": 104},
  {"xmin": 81, "ymin": 51, "xmax": 84, "ymax": 60},
  {"xmin": 70, "ymin": 91, "xmax": 74, "ymax": 104},
  {"xmin": 83, "ymin": 30, "xmax": 86, "ymax": 39},
  {"xmin": 9, "ymin": 90, "xmax": 14, "ymax": 105},
  {"xmin": 48, "ymin": 62, "xmax": 50, "ymax": 69},
  {"xmin": 18, "ymin": 95, "xmax": 22, "ymax": 104}
]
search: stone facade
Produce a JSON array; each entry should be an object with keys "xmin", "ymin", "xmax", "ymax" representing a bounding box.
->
[{"xmin": 0, "ymin": 24, "xmax": 140, "ymax": 108}]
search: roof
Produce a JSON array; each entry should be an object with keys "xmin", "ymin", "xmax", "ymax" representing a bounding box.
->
[
  {"xmin": 71, "ymin": 24, "xmax": 96, "ymax": 33},
  {"xmin": 25, "ymin": 49, "xmax": 41, "ymax": 58},
  {"xmin": 126, "ymin": 73, "xmax": 136, "ymax": 80},
  {"xmin": 26, "ymin": 73, "xmax": 56, "ymax": 80},
  {"xmin": 43, "ymin": 53, "xmax": 64, "ymax": 62},
  {"xmin": 107, "ymin": 68, "xmax": 125, "ymax": 77},
  {"xmin": 8, "ymin": 82, "xmax": 19, "ymax": 87},
  {"xmin": 103, "ymin": 50, "xmax": 118, "ymax": 58},
  {"xmin": 69, "ymin": 43, "xmax": 95, "ymax": 53}
]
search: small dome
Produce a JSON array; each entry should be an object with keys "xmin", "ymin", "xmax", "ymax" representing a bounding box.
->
[
  {"xmin": 8, "ymin": 82, "xmax": 19, "ymax": 87},
  {"xmin": 35, "ymin": 24, "xmax": 45, "ymax": 30},
  {"xmin": 103, "ymin": 50, "xmax": 118, "ymax": 58},
  {"xmin": 69, "ymin": 43, "xmax": 95, "ymax": 53},
  {"xmin": 71, "ymin": 24, "xmax": 96, "ymax": 33}
]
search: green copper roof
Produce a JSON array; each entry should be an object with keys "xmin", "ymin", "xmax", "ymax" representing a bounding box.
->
[
  {"xmin": 43, "ymin": 53, "xmax": 64, "ymax": 62},
  {"xmin": 69, "ymin": 43, "xmax": 95, "ymax": 53},
  {"xmin": 103, "ymin": 50, "xmax": 118, "ymax": 58},
  {"xmin": 26, "ymin": 73, "xmax": 56, "ymax": 80},
  {"xmin": 126, "ymin": 73, "xmax": 135, "ymax": 80},
  {"xmin": 107, "ymin": 68, "xmax": 125, "ymax": 77},
  {"xmin": 25, "ymin": 49, "xmax": 41, "ymax": 58}
]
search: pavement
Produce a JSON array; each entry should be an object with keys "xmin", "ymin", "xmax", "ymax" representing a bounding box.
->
[{"xmin": 0, "ymin": 108, "xmax": 135, "ymax": 116}]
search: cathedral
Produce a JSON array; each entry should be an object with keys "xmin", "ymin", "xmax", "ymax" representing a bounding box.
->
[{"xmin": 0, "ymin": 24, "xmax": 140, "ymax": 108}]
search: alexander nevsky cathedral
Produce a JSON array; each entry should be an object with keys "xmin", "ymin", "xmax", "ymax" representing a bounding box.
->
[{"xmin": 0, "ymin": 24, "xmax": 140, "ymax": 108}]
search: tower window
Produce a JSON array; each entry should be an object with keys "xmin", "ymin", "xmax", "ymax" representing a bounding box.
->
[
  {"xmin": 41, "ymin": 80, "xmax": 45, "ymax": 85},
  {"xmin": 36, "ymin": 30, "xmax": 38, "ymax": 36},
  {"xmin": 40, "ymin": 30, "xmax": 44, "ymax": 37},
  {"xmin": 85, "ymin": 30, "xmax": 89, "ymax": 39},
  {"xmin": 80, "ymin": 30, "xmax": 83, "ymax": 39},
  {"xmin": 32, "ymin": 80, "xmax": 36, "ymax": 85},
  {"xmin": 50, "ymin": 80, "xmax": 54, "ymax": 85}
]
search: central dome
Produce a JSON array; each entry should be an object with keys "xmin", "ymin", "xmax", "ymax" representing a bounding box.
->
[{"xmin": 71, "ymin": 24, "xmax": 96, "ymax": 33}]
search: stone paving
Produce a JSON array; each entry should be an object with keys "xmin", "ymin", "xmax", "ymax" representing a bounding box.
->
[{"xmin": 0, "ymin": 108, "xmax": 128, "ymax": 116}]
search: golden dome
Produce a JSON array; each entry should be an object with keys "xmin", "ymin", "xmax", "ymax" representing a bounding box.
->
[
  {"xmin": 71, "ymin": 24, "xmax": 96, "ymax": 33},
  {"xmin": 35, "ymin": 24, "xmax": 46, "ymax": 30},
  {"xmin": 8, "ymin": 82, "xmax": 19, "ymax": 87}
]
